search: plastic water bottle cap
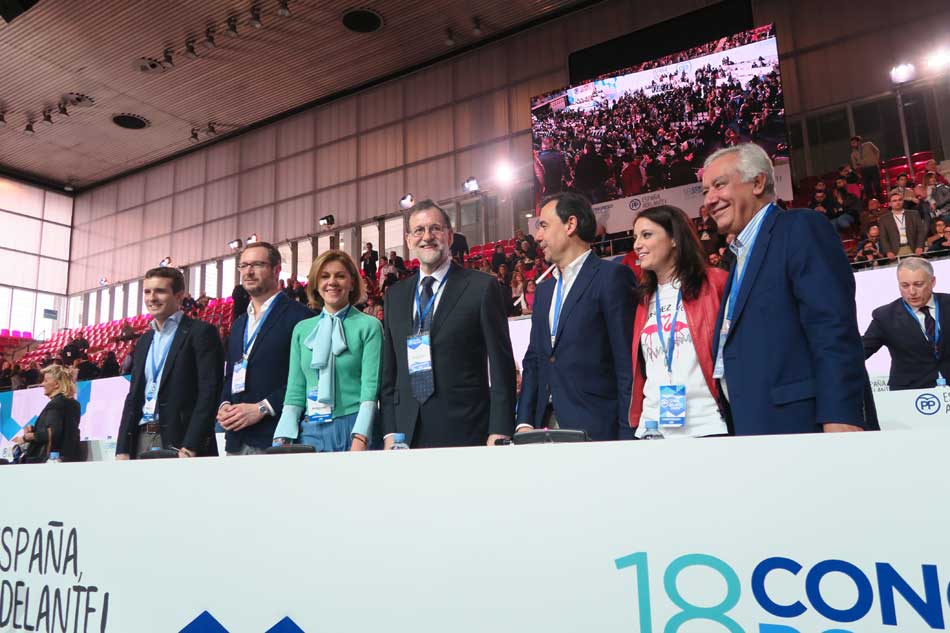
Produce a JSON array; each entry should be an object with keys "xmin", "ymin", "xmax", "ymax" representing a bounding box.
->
[
  {"xmin": 392, "ymin": 433, "xmax": 406, "ymax": 443},
  {"xmin": 149, "ymin": 447, "xmax": 162, "ymax": 451},
  {"xmin": 645, "ymin": 420, "xmax": 659, "ymax": 431},
  {"xmin": 49, "ymin": 452, "xmax": 60, "ymax": 459}
]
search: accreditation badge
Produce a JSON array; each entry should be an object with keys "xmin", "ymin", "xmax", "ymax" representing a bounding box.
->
[
  {"xmin": 306, "ymin": 388, "xmax": 333, "ymax": 424},
  {"xmin": 406, "ymin": 334, "xmax": 433, "ymax": 374},
  {"xmin": 232, "ymin": 359, "xmax": 247, "ymax": 394},
  {"xmin": 659, "ymin": 384, "xmax": 686, "ymax": 428},
  {"xmin": 712, "ymin": 320, "xmax": 729, "ymax": 379}
]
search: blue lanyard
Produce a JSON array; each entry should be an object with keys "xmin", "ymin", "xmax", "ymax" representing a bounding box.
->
[
  {"xmin": 243, "ymin": 297, "xmax": 278, "ymax": 356},
  {"xmin": 726, "ymin": 204, "xmax": 775, "ymax": 322},
  {"xmin": 415, "ymin": 275, "xmax": 446, "ymax": 332},
  {"xmin": 147, "ymin": 329, "xmax": 174, "ymax": 386},
  {"xmin": 902, "ymin": 299, "xmax": 941, "ymax": 357},
  {"xmin": 551, "ymin": 274, "xmax": 565, "ymax": 337},
  {"xmin": 655, "ymin": 288, "xmax": 682, "ymax": 376}
]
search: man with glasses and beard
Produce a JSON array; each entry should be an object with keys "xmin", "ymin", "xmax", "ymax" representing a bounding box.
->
[
  {"xmin": 217, "ymin": 242, "xmax": 312, "ymax": 455},
  {"xmin": 379, "ymin": 199, "xmax": 517, "ymax": 449}
]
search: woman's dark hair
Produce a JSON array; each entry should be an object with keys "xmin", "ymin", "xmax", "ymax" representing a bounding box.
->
[{"xmin": 634, "ymin": 205, "xmax": 708, "ymax": 302}]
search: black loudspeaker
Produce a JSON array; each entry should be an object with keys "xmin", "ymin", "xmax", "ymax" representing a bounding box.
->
[{"xmin": 0, "ymin": 0, "xmax": 40, "ymax": 23}]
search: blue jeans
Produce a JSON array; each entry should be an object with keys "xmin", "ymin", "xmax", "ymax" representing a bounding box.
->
[
  {"xmin": 831, "ymin": 214, "xmax": 855, "ymax": 231},
  {"xmin": 298, "ymin": 412, "xmax": 358, "ymax": 452}
]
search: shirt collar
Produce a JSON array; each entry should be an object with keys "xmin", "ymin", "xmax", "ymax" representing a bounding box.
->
[
  {"xmin": 552, "ymin": 249, "xmax": 593, "ymax": 283},
  {"xmin": 730, "ymin": 202, "xmax": 773, "ymax": 256},
  {"xmin": 150, "ymin": 310, "xmax": 183, "ymax": 333},
  {"xmin": 920, "ymin": 296, "xmax": 937, "ymax": 313},
  {"xmin": 247, "ymin": 291, "xmax": 280, "ymax": 319},
  {"xmin": 418, "ymin": 257, "xmax": 452, "ymax": 286}
]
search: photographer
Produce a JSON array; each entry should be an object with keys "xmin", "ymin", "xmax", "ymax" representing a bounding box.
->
[{"xmin": 853, "ymin": 225, "xmax": 883, "ymax": 269}]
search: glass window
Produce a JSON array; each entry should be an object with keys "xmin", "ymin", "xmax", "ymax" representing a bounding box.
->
[
  {"xmin": 203, "ymin": 261, "xmax": 219, "ymax": 297},
  {"xmin": 113, "ymin": 284, "xmax": 124, "ymax": 320},
  {"xmin": 317, "ymin": 234, "xmax": 332, "ymax": 255},
  {"xmin": 33, "ymin": 293, "xmax": 56, "ymax": 341},
  {"xmin": 67, "ymin": 294, "xmax": 83, "ymax": 330},
  {"xmin": 277, "ymin": 243, "xmax": 292, "ymax": 281},
  {"xmin": 126, "ymin": 280, "xmax": 139, "ymax": 317},
  {"xmin": 361, "ymin": 223, "xmax": 379, "ymax": 256},
  {"xmin": 188, "ymin": 265, "xmax": 201, "ymax": 298},
  {"xmin": 383, "ymin": 217, "xmax": 405, "ymax": 261},
  {"xmin": 222, "ymin": 257, "xmax": 236, "ymax": 295},
  {"xmin": 901, "ymin": 88, "xmax": 940, "ymax": 158},
  {"xmin": 10, "ymin": 288, "xmax": 36, "ymax": 333},
  {"xmin": 99, "ymin": 288, "xmax": 111, "ymax": 324},
  {"xmin": 805, "ymin": 108, "xmax": 850, "ymax": 177},
  {"xmin": 458, "ymin": 199, "xmax": 483, "ymax": 247},
  {"xmin": 0, "ymin": 286, "xmax": 11, "ymax": 330},
  {"xmin": 853, "ymin": 96, "xmax": 902, "ymax": 163},
  {"xmin": 295, "ymin": 239, "xmax": 312, "ymax": 282},
  {"xmin": 338, "ymin": 228, "xmax": 356, "ymax": 261}
]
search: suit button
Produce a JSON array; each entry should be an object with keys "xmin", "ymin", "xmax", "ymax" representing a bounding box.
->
[{"xmin": 549, "ymin": 355, "xmax": 556, "ymax": 364}]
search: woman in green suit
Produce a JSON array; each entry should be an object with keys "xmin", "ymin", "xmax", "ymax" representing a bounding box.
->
[{"xmin": 274, "ymin": 250, "xmax": 382, "ymax": 452}]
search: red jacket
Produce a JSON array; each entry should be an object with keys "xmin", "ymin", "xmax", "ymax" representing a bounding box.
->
[{"xmin": 628, "ymin": 267, "xmax": 728, "ymax": 428}]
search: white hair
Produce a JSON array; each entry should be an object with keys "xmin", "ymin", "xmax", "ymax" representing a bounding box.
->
[
  {"xmin": 896, "ymin": 257, "xmax": 934, "ymax": 279},
  {"xmin": 704, "ymin": 143, "xmax": 775, "ymax": 196}
]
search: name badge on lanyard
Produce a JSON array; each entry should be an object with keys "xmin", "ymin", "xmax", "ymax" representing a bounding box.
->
[
  {"xmin": 234, "ymin": 299, "xmax": 277, "ymax": 395},
  {"xmin": 306, "ymin": 388, "xmax": 333, "ymax": 424},
  {"xmin": 407, "ymin": 334, "xmax": 433, "ymax": 374},
  {"xmin": 142, "ymin": 393, "xmax": 157, "ymax": 422},
  {"xmin": 655, "ymin": 289, "xmax": 686, "ymax": 427},
  {"xmin": 232, "ymin": 359, "xmax": 247, "ymax": 394}
]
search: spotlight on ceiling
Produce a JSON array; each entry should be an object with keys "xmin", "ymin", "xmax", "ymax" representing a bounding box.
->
[
  {"xmin": 246, "ymin": 233, "xmax": 259, "ymax": 244},
  {"xmin": 319, "ymin": 215, "xmax": 335, "ymax": 227},
  {"xmin": 472, "ymin": 17, "xmax": 483, "ymax": 36},
  {"xmin": 925, "ymin": 49, "xmax": 950, "ymax": 73},
  {"xmin": 57, "ymin": 103, "xmax": 69, "ymax": 117},
  {"xmin": 462, "ymin": 177, "xmax": 479, "ymax": 193},
  {"xmin": 63, "ymin": 182, "xmax": 75, "ymax": 192},
  {"xmin": 0, "ymin": 112, "xmax": 6, "ymax": 127},
  {"xmin": 228, "ymin": 238, "xmax": 243, "ymax": 250},
  {"xmin": 162, "ymin": 48, "xmax": 175, "ymax": 68},
  {"xmin": 226, "ymin": 16, "xmax": 239, "ymax": 37},
  {"xmin": 277, "ymin": 0, "xmax": 291, "ymax": 17},
  {"xmin": 203, "ymin": 29, "xmax": 216, "ymax": 49},
  {"xmin": 40, "ymin": 111, "xmax": 53, "ymax": 126},
  {"xmin": 185, "ymin": 40, "xmax": 198, "ymax": 59},
  {"xmin": 249, "ymin": 7, "xmax": 262, "ymax": 28},
  {"xmin": 494, "ymin": 161, "xmax": 515, "ymax": 187},
  {"xmin": 97, "ymin": 277, "xmax": 109, "ymax": 287},
  {"xmin": 24, "ymin": 122, "xmax": 34, "ymax": 136},
  {"xmin": 159, "ymin": 257, "xmax": 172, "ymax": 267},
  {"xmin": 189, "ymin": 128, "xmax": 200, "ymax": 143},
  {"xmin": 889, "ymin": 63, "xmax": 916, "ymax": 84},
  {"xmin": 444, "ymin": 28, "xmax": 456, "ymax": 47},
  {"xmin": 399, "ymin": 193, "xmax": 415, "ymax": 209}
]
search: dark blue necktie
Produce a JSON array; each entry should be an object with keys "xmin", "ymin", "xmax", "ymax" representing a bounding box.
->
[{"xmin": 411, "ymin": 276, "xmax": 436, "ymax": 403}]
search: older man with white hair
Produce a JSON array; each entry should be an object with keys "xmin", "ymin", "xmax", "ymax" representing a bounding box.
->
[
  {"xmin": 863, "ymin": 257, "xmax": 950, "ymax": 390},
  {"xmin": 704, "ymin": 143, "xmax": 873, "ymax": 435}
]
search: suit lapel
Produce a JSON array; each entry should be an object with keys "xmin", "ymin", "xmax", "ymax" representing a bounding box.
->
[
  {"xmin": 534, "ymin": 278, "xmax": 555, "ymax": 352},
  {"xmin": 554, "ymin": 254, "xmax": 597, "ymax": 347},
  {"xmin": 158, "ymin": 317, "xmax": 190, "ymax": 394},
  {"xmin": 900, "ymin": 299, "xmax": 932, "ymax": 349},
  {"xmin": 728, "ymin": 207, "xmax": 778, "ymax": 330},
  {"xmin": 430, "ymin": 265, "xmax": 470, "ymax": 339},
  {"xmin": 247, "ymin": 293, "xmax": 288, "ymax": 365},
  {"xmin": 134, "ymin": 330, "xmax": 154, "ymax": 396}
]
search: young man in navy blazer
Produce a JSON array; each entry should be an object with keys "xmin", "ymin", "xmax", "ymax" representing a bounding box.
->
[
  {"xmin": 516, "ymin": 192, "xmax": 638, "ymax": 440},
  {"xmin": 704, "ymin": 143, "xmax": 871, "ymax": 434},
  {"xmin": 218, "ymin": 242, "xmax": 312, "ymax": 455}
]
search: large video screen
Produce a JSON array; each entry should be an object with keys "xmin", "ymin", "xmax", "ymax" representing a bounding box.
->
[{"xmin": 530, "ymin": 25, "xmax": 791, "ymax": 230}]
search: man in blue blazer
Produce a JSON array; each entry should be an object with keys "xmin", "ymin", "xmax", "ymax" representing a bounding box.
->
[
  {"xmin": 517, "ymin": 192, "xmax": 638, "ymax": 440},
  {"xmin": 704, "ymin": 144, "xmax": 870, "ymax": 435},
  {"xmin": 218, "ymin": 242, "xmax": 312, "ymax": 454}
]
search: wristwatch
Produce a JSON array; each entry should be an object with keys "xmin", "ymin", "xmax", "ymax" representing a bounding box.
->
[{"xmin": 257, "ymin": 402, "xmax": 268, "ymax": 417}]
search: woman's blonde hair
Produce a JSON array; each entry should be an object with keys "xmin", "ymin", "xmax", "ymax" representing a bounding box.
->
[
  {"xmin": 306, "ymin": 250, "xmax": 365, "ymax": 310},
  {"xmin": 41, "ymin": 364, "xmax": 77, "ymax": 399}
]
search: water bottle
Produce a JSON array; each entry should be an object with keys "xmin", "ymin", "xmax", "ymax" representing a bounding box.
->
[
  {"xmin": 641, "ymin": 420, "xmax": 665, "ymax": 440},
  {"xmin": 47, "ymin": 451, "xmax": 62, "ymax": 463},
  {"xmin": 390, "ymin": 433, "xmax": 410, "ymax": 450}
]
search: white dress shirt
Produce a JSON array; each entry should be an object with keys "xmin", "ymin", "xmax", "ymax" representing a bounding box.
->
[
  {"xmin": 412, "ymin": 256, "xmax": 452, "ymax": 321},
  {"xmin": 223, "ymin": 291, "xmax": 281, "ymax": 415},
  {"xmin": 548, "ymin": 249, "xmax": 593, "ymax": 343},
  {"xmin": 910, "ymin": 295, "xmax": 938, "ymax": 337}
]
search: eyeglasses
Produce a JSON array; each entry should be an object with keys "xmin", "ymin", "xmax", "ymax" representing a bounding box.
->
[
  {"xmin": 408, "ymin": 224, "xmax": 446, "ymax": 239},
  {"xmin": 237, "ymin": 261, "xmax": 270, "ymax": 271}
]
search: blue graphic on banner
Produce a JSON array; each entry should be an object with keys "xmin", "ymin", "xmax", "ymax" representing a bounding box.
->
[
  {"xmin": 180, "ymin": 611, "xmax": 229, "ymax": 632},
  {"xmin": 266, "ymin": 616, "xmax": 306, "ymax": 633},
  {"xmin": 0, "ymin": 390, "xmax": 22, "ymax": 440}
]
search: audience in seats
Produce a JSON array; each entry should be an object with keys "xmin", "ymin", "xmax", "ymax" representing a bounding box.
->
[
  {"xmin": 879, "ymin": 191, "xmax": 926, "ymax": 259},
  {"xmin": 853, "ymin": 225, "xmax": 883, "ymax": 267}
]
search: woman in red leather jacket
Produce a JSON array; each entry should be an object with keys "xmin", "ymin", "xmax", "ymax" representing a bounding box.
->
[{"xmin": 628, "ymin": 205, "xmax": 729, "ymax": 438}]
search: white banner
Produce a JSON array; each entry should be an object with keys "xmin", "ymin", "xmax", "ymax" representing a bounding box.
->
[{"xmin": 0, "ymin": 431, "xmax": 947, "ymax": 632}]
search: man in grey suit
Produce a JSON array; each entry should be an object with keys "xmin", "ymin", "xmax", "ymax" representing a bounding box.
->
[
  {"xmin": 380, "ymin": 199, "xmax": 516, "ymax": 448},
  {"xmin": 879, "ymin": 191, "xmax": 925, "ymax": 260}
]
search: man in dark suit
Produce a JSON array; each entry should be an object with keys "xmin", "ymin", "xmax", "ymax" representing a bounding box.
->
[
  {"xmin": 863, "ymin": 257, "xmax": 950, "ymax": 390},
  {"xmin": 450, "ymin": 232, "xmax": 470, "ymax": 263},
  {"xmin": 705, "ymin": 143, "xmax": 871, "ymax": 435},
  {"xmin": 116, "ymin": 267, "xmax": 223, "ymax": 459},
  {"xmin": 217, "ymin": 242, "xmax": 312, "ymax": 455},
  {"xmin": 380, "ymin": 199, "xmax": 516, "ymax": 448},
  {"xmin": 517, "ymin": 192, "xmax": 637, "ymax": 440},
  {"xmin": 361, "ymin": 242, "xmax": 379, "ymax": 280}
]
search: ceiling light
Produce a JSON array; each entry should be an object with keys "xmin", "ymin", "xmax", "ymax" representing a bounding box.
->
[
  {"xmin": 24, "ymin": 122, "xmax": 34, "ymax": 136},
  {"xmin": 472, "ymin": 17, "xmax": 482, "ymax": 36},
  {"xmin": 97, "ymin": 277, "xmax": 109, "ymax": 287},
  {"xmin": 228, "ymin": 239, "xmax": 243, "ymax": 250},
  {"xmin": 277, "ymin": 0, "xmax": 291, "ymax": 17},
  {"xmin": 0, "ymin": 113, "xmax": 6, "ymax": 127},
  {"xmin": 319, "ymin": 215, "xmax": 335, "ymax": 227},
  {"xmin": 249, "ymin": 7, "xmax": 262, "ymax": 28},
  {"xmin": 160, "ymin": 257, "xmax": 172, "ymax": 267},
  {"xmin": 57, "ymin": 103, "xmax": 69, "ymax": 117},
  {"xmin": 64, "ymin": 182, "xmax": 75, "ymax": 192},
  {"xmin": 246, "ymin": 233, "xmax": 259, "ymax": 244},
  {"xmin": 189, "ymin": 128, "xmax": 200, "ymax": 143},
  {"xmin": 463, "ymin": 177, "xmax": 479, "ymax": 193},
  {"xmin": 185, "ymin": 40, "xmax": 198, "ymax": 59},
  {"xmin": 226, "ymin": 17, "xmax": 239, "ymax": 37},
  {"xmin": 495, "ymin": 161, "xmax": 515, "ymax": 187},
  {"xmin": 925, "ymin": 49, "xmax": 950, "ymax": 72},
  {"xmin": 444, "ymin": 28, "xmax": 456, "ymax": 47},
  {"xmin": 206, "ymin": 122, "xmax": 218, "ymax": 136},
  {"xmin": 162, "ymin": 48, "xmax": 175, "ymax": 68},
  {"xmin": 40, "ymin": 111, "xmax": 53, "ymax": 126},
  {"xmin": 889, "ymin": 63, "xmax": 916, "ymax": 84},
  {"xmin": 399, "ymin": 193, "xmax": 415, "ymax": 209},
  {"xmin": 524, "ymin": 212, "xmax": 533, "ymax": 218},
  {"xmin": 203, "ymin": 29, "xmax": 216, "ymax": 49}
]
